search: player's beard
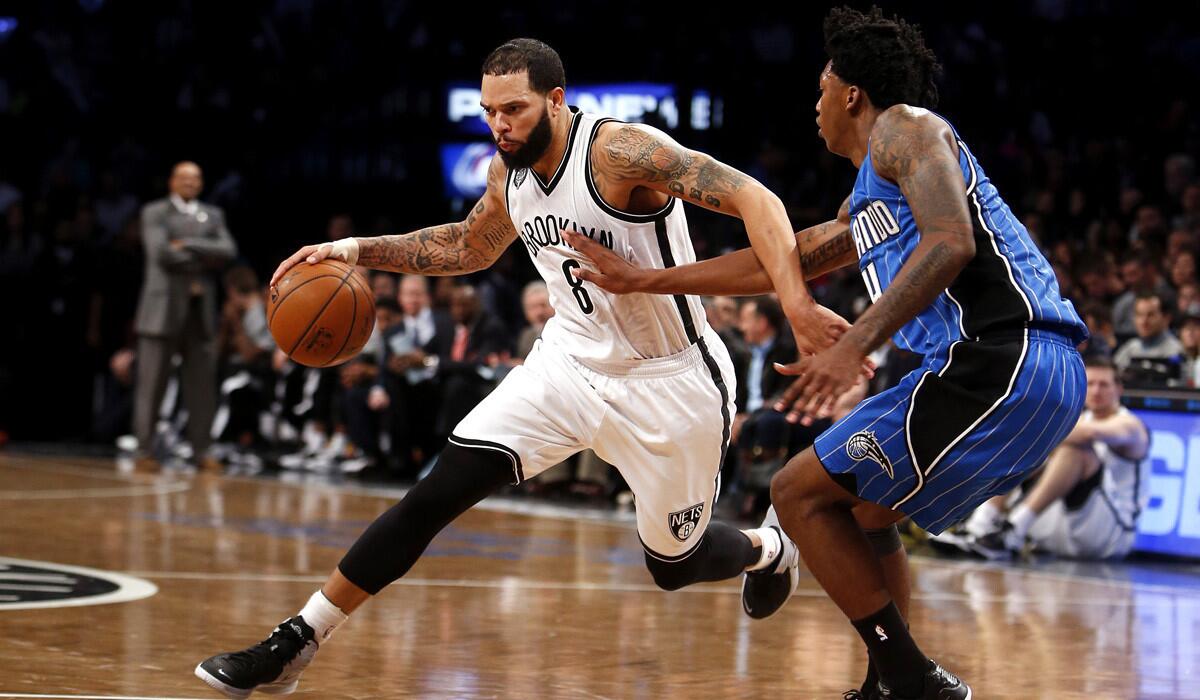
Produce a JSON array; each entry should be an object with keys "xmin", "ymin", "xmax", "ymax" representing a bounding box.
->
[{"xmin": 495, "ymin": 107, "xmax": 554, "ymax": 170}]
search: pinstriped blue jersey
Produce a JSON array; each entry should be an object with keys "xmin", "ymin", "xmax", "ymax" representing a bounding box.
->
[{"xmin": 849, "ymin": 112, "xmax": 1087, "ymax": 355}]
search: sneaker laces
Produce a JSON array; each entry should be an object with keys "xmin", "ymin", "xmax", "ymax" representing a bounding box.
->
[
  {"xmin": 927, "ymin": 662, "xmax": 960, "ymax": 687},
  {"xmin": 220, "ymin": 624, "xmax": 306, "ymax": 679}
]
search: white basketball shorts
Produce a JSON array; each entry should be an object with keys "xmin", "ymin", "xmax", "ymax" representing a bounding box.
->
[{"xmin": 451, "ymin": 330, "xmax": 736, "ymax": 560}]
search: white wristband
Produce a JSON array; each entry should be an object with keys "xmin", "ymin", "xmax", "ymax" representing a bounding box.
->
[{"xmin": 327, "ymin": 237, "xmax": 360, "ymax": 266}]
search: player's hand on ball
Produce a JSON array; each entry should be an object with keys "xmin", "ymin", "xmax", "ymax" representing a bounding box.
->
[
  {"xmin": 270, "ymin": 238, "xmax": 360, "ymax": 287},
  {"xmin": 562, "ymin": 230, "xmax": 647, "ymax": 294}
]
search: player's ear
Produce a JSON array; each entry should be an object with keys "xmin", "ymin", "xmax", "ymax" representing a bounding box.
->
[
  {"xmin": 547, "ymin": 86, "xmax": 566, "ymax": 115},
  {"xmin": 846, "ymin": 85, "xmax": 865, "ymax": 114}
]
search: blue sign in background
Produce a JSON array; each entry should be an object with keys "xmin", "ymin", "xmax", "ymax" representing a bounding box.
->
[
  {"xmin": 446, "ymin": 82, "xmax": 716, "ymax": 135},
  {"xmin": 440, "ymin": 142, "xmax": 496, "ymax": 199},
  {"xmin": 1132, "ymin": 409, "xmax": 1200, "ymax": 558}
]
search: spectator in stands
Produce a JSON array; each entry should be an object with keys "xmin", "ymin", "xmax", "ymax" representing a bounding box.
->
[
  {"xmin": 1112, "ymin": 252, "xmax": 1175, "ymax": 338},
  {"xmin": 1168, "ymin": 250, "xmax": 1197, "ymax": 291},
  {"xmin": 433, "ymin": 284, "xmax": 511, "ymax": 441},
  {"xmin": 335, "ymin": 297, "xmax": 403, "ymax": 475},
  {"xmin": 515, "ymin": 281, "xmax": 552, "ymax": 361},
  {"xmin": 1075, "ymin": 258, "xmax": 1121, "ymax": 308},
  {"xmin": 1165, "ymin": 228, "xmax": 1196, "ymax": 261},
  {"xmin": 1113, "ymin": 292, "xmax": 1185, "ymax": 378},
  {"xmin": 730, "ymin": 297, "xmax": 799, "ymax": 518},
  {"xmin": 1178, "ymin": 183, "xmax": 1200, "ymax": 230},
  {"xmin": 1078, "ymin": 301, "xmax": 1116, "ymax": 359},
  {"xmin": 704, "ymin": 295, "xmax": 749, "ymax": 394},
  {"xmin": 705, "ymin": 295, "xmax": 741, "ymax": 339},
  {"xmin": 935, "ymin": 356, "xmax": 1149, "ymax": 560},
  {"xmin": 132, "ymin": 161, "xmax": 237, "ymax": 470},
  {"xmin": 93, "ymin": 346, "xmax": 137, "ymax": 444},
  {"xmin": 213, "ymin": 265, "xmax": 275, "ymax": 469},
  {"xmin": 383, "ymin": 275, "xmax": 453, "ymax": 474},
  {"xmin": 370, "ymin": 271, "xmax": 398, "ymax": 303},
  {"xmin": 1179, "ymin": 314, "xmax": 1200, "ymax": 387},
  {"xmin": 1177, "ymin": 281, "xmax": 1200, "ymax": 319}
]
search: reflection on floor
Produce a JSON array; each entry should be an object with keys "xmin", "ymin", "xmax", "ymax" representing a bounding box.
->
[{"xmin": 1, "ymin": 449, "xmax": 1198, "ymax": 699}]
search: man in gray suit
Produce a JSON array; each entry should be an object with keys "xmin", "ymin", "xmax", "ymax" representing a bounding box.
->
[{"xmin": 134, "ymin": 161, "xmax": 238, "ymax": 468}]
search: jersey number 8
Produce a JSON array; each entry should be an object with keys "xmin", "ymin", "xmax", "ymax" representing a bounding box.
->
[{"xmin": 561, "ymin": 259, "xmax": 595, "ymax": 314}]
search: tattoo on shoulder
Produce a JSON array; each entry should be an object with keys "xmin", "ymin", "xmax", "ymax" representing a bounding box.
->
[
  {"xmin": 602, "ymin": 125, "xmax": 747, "ymax": 209},
  {"xmin": 870, "ymin": 112, "xmax": 928, "ymax": 181}
]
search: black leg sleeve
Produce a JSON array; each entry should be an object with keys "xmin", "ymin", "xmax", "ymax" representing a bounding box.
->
[
  {"xmin": 337, "ymin": 442, "xmax": 513, "ymax": 594},
  {"xmin": 643, "ymin": 521, "xmax": 756, "ymax": 591}
]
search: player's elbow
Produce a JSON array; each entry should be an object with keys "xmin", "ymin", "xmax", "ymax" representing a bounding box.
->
[
  {"xmin": 943, "ymin": 231, "xmax": 975, "ymax": 267},
  {"xmin": 745, "ymin": 180, "xmax": 785, "ymax": 215}
]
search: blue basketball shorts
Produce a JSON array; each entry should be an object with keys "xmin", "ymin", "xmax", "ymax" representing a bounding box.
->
[{"xmin": 813, "ymin": 329, "xmax": 1086, "ymax": 535}]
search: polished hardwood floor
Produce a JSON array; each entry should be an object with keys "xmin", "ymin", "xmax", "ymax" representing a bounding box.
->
[{"xmin": 1, "ymin": 451, "xmax": 1198, "ymax": 699}]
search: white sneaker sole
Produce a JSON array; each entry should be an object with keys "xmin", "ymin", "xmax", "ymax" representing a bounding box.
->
[
  {"xmin": 195, "ymin": 665, "xmax": 299, "ymax": 698},
  {"xmin": 195, "ymin": 665, "xmax": 251, "ymax": 699}
]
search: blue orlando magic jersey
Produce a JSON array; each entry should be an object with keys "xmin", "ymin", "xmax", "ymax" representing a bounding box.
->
[{"xmin": 848, "ymin": 112, "xmax": 1086, "ymax": 355}]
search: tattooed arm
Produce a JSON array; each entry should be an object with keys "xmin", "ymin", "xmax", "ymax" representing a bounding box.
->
[
  {"xmin": 270, "ymin": 155, "xmax": 517, "ymax": 285},
  {"xmin": 772, "ymin": 107, "xmax": 975, "ymax": 424},
  {"xmin": 591, "ymin": 123, "xmax": 835, "ymax": 353},
  {"xmin": 564, "ymin": 197, "xmax": 856, "ymax": 296},
  {"xmin": 835, "ymin": 107, "xmax": 975, "ymax": 357}
]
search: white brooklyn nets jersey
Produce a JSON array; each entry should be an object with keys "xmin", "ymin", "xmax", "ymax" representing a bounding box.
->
[{"xmin": 504, "ymin": 108, "xmax": 709, "ymax": 366}]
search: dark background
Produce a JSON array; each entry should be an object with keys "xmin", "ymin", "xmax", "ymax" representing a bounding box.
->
[{"xmin": 1, "ymin": 0, "xmax": 1198, "ymax": 439}]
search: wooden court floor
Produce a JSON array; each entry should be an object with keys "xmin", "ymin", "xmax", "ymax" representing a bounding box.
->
[{"xmin": 1, "ymin": 452, "xmax": 1198, "ymax": 699}]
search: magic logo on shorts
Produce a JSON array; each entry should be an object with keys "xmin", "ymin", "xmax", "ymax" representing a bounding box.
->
[
  {"xmin": 669, "ymin": 502, "xmax": 704, "ymax": 542},
  {"xmin": 846, "ymin": 430, "xmax": 894, "ymax": 479}
]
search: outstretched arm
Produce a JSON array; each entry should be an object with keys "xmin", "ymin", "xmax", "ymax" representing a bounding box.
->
[
  {"xmin": 565, "ymin": 197, "xmax": 856, "ymax": 296},
  {"xmin": 270, "ymin": 156, "xmax": 518, "ymax": 285},
  {"xmin": 1064, "ymin": 412, "xmax": 1150, "ymax": 458},
  {"xmin": 592, "ymin": 123, "xmax": 833, "ymax": 354}
]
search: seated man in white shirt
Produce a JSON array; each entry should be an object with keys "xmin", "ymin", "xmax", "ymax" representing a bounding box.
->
[{"xmin": 934, "ymin": 355, "xmax": 1150, "ymax": 560}]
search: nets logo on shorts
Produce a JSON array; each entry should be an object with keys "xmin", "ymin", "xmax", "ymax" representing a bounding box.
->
[
  {"xmin": 846, "ymin": 430, "xmax": 894, "ymax": 479},
  {"xmin": 669, "ymin": 502, "xmax": 705, "ymax": 542}
]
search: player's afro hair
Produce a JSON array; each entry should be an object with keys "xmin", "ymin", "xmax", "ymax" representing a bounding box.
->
[{"xmin": 824, "ymin": 6, "xmax": 942, "ymax": 109}]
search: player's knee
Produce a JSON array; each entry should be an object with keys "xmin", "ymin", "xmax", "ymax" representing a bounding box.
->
[
  {"xmin": 769, "ymin": 459, "xmax": 805, "ymax": 507},
  {"xmin": 863, "ymin": 524, "xmax": 904, "ymax": 557},
  {"xmin": 770, "ymin": 454, "xmax": 824, "ymax": 513},
  {"xmin": 643, "ymin": 552, "xmax": 697, "ymax": 591}
]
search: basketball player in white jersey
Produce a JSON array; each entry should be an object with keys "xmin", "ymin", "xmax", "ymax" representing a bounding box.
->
[
  {"xmin": 195, "ymin": 38, "xmax": 862, "ymax": 698},
  {"xmin": 936, "ymin": 355, "xmax": 1150, "ymax": 560}
]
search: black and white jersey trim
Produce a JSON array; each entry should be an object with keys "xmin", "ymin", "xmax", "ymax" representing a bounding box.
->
[
  {"xmin": 528, "ymin": 108, "xmax": 584, "ymax": 196},
  {"xmin": 584, "ymin": 118, "xmax": 677, "ymax": 223}
]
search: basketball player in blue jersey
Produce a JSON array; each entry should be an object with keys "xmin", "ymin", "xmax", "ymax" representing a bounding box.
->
[
  {"xmin": 565, "ymin": 7, "xmax": 1088, "ymax": 699},
  {"xmin": 194, "ymin": 38, "xmax": 864, "ymax": 699}
]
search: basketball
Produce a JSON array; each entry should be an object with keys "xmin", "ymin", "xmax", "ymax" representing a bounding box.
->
[{"xmin": 267, "ymin": 259, "xmax": 376, "ymax": 367}]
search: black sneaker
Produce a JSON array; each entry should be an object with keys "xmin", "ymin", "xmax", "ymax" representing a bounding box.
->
[
  {"xmin": 195, "ymin": 617, "xmax": 318, "ymax": 698},
  {"xmin": 843, "ymin": 661, "xmax": 880, "ymax": 700},
  {"xmin": 741, "ymin": 505, "xmax": 800, "ymax": 619},
  {"xmin": 966, "ymin": 521, "xmax": 1023, "ymax": 561},
  {"xmin": 877, "ymin": 661, "xmax": 972, "ymax": 699}
]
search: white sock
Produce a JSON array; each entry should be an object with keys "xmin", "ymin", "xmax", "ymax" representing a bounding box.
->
[
  {"xmin": 298, "ymin": 590, "xmax": 349, "ymax": 644},
  {"xmin": 1008, "ymin": 504, "xmax": 1037, "ymax": 540},
  {"xmin": 744, "ymin": 527, "xmax": 782, "ymax": 572},
  {"xmin": 965, "ymin": 501, "xmax": 1002, "ymax": 537}
]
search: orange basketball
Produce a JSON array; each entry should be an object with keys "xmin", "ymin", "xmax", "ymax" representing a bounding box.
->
[{"xmin": 268, "ymin": 259, "xmax": 376, "ymax": 368}]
